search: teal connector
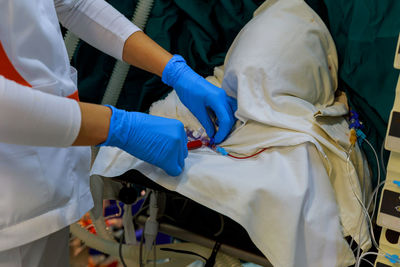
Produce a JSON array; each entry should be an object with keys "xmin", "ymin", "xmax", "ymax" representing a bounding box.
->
[
  {"xmin": 385, "ymin": 253, "xmax": 400, "ymax": 264},
  {"xmin": 393, "ymin": 180, "xmax": 400, "ymax": 187},
  {"xmin": 355, "ymin": 129, "xmax": 366, "ymax": 146},
  {"xmin": 216, "ymin": 146, "xmax": 228, "ymax": 156}
]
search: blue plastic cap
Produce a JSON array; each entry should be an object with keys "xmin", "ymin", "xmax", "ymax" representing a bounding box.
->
[
  {"xmin": 351, "ymin": 111, "xmax": 359, "ymax": 118},
  {"xmin": 393, "ymin": 181, "xmax": 400, "ymax": 187}
]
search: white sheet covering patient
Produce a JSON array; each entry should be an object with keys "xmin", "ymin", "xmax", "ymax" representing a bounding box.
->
[{"xmin": 92, "ymin": 0, "xmax": 372, "ymax": 266}]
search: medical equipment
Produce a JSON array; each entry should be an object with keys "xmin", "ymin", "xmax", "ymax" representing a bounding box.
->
[
  {"xmin": 71, "ymin": 172, "xmax": 271, "ymax": 266},
  {"xmin": 373, "ymin": 33, "xmax": 400, "ymax": 267}
]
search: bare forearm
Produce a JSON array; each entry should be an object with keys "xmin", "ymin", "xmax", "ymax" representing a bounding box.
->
[
  {"xmin": 122, "ymin": 31, "xmax": 173, "ymax": 77},
  {"xmin": 72, "ymin": 102, "xmax": 111, "ymax": 146}
]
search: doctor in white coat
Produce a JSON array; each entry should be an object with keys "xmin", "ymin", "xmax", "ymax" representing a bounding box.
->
[{"xmin": 0, "ymin": 0, "xmax": 236, "ymax": 266}]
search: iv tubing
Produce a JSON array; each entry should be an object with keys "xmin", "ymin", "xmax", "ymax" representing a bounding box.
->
[
  {"xmin": 227, "ymin": 148, "xmax": 268, "ymax": 159},
  {"xmin": 64, "ymin": 31, "xmax": 80, "ymax": 62}
]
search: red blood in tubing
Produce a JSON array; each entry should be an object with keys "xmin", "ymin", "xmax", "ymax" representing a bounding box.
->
[{"xmin": 187, "ymin": 140, "xmax": 203, "ymax": 150}]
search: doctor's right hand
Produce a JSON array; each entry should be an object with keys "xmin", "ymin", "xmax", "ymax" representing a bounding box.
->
[{"xmin": 99, "ymin": 105, "xmax": 188, "ymax": 176}]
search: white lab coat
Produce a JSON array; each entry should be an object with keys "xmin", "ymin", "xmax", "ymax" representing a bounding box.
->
[{"xmin": 0, "ymin": 0, "xmax": 139, "ymax": 251}]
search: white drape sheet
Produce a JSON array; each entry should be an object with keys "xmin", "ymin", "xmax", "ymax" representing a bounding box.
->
[{"xmin": 92, "ymin": 1, "xmax": 372, "ymax": 266}]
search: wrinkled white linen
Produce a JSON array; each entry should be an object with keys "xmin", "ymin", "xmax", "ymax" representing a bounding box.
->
[{"xmin": 92, "ymin": 0, "xmax": 372, "ymax": 266}]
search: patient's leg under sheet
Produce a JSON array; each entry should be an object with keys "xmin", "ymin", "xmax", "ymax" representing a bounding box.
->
[{"xmin": 92, "ymin": 143, "xmax": 354, "ymax": 267}]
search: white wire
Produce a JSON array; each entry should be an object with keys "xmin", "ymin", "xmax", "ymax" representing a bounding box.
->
[
  {"xmin": 364, "ymin": 138, "xmax": 381, "ymax": 222},
  {"xmin": 360, "ymin": 257, "xmax": 375, "ymax": 267},
  {"xmin": 356, "ymin": 252, "xmax": 385, "ymax": 267},
  {"xmin": 349, "ymin": 180, "xmax": 385, "ymax": 256},
  {"xmin": 346, "ymin": 136, "xmax": 384, "ymax": 265},
  {"xmin": 345, "ymin": 148, "xmax": 371, "ymax": 236},
  {"xmin": 345, "ymin": 146, "xmax": 367, "ymax": 265}
]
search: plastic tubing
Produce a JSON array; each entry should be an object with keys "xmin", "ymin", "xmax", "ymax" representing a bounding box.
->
[
  {"xmin": 64, "ymin": 31, "xmax": 80, "ymax": 62},
  {"xmin": 63, "ymin": 0, "xmax": 155, "ymax": 106},
  {"xmin": 101, "ymin": 0, "xmax": 155, "ymax": 106},
  {"xmin": 70, "ymin": 223, "xmax": 138, "ymax": 259},
  {"xmin": 89, "ymin": 210, "xmax": 115, "ymax": 241},
  {"xmin": 214, "ymin": 253, "xmax": 242, "ymax": 267}
]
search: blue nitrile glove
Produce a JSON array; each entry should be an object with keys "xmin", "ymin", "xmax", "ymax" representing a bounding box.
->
[
  {"xmin": 99, "ymin": 105, "xmax": 188, "ymax": 176},
  {"xmin": 162, "ymin": 55, "xmax": 237, "ymax": 144}
]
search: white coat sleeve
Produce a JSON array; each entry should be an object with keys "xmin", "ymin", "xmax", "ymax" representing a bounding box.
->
[
  {"xmin": 0, "ymin": 75, "xmax": 81, "ymax": 147},
  {"xmin": 54, "ymin": 0, "xmax": 141, "ymax": 61}
]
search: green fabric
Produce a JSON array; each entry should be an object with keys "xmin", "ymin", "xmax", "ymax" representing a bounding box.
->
[
  {"xmin": 73, "ymin": 0, "xmax": 262, "ymax": 112},
  {"xmin": 319, "ymin": 0, "xmax": 400, "ymax": 186}
]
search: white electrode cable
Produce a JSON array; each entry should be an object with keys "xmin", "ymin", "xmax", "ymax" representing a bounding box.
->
[
  {"xmin": 356, "ymin": 252, "xmax": 384, "ymax": 267},
  {"xmin": 351, "ymin": 137, "xmax": 385, "ymax": 267}
]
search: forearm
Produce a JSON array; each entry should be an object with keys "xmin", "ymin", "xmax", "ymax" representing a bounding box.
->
[
  {"xmin": 122, "ymin": 31, "xmax": 173, "ymax": 77},
  {"xmin": 72, "ymin": 102, "xmax": 111, "ymax": 146}
]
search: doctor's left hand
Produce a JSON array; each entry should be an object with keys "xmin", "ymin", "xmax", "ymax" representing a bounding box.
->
[{"xmin": 162, "ymin": 55, "xmax": 237, "ymax": 144}]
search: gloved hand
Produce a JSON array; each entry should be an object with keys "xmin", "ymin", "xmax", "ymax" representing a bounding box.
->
[
  {"xmin": 162, "ymin": 55, "xmax": 237, "ymax": 144},
  {"xmin": 99, "ymin": 105, "xmax": 188, "ymax": 176}
]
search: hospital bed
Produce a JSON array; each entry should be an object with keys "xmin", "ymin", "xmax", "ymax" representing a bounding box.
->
[
  {"xmin": 83, "ymin": 169, "xmax": 273, "ymax": 266},
  {"xmin": 68, "ymin": 0, "xmax": 377, "ymax": 266}
]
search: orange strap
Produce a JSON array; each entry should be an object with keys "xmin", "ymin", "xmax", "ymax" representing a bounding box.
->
[
  {"xmin": 67, "ymin": 90, "xmax": 80, "ymax": 101},
  {"xmin": 0, "ymin": 41, "xmax": 31, "ymax": 87},
  {"xmin": 0, "ymin": 41, "xmax": 79, "ymax": 101}
]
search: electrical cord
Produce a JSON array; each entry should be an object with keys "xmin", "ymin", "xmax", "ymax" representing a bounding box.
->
[
  {"xmin": 139, "ymin": 223, "xmax": 145, "ymax": 267},
  {"xmin": 345, "ymin": 146, "xmax": 370, "ymax": 264},
  {"xmin": 159, "ymin": 247, "xmax": 208, "ymax": 261},
  {"xmin": 344, "ymin": 140, "xmax": 380, "ymax": 265},
  {"xmin": 360, "ymin": 255, "xmax": 377, "ymax": 267},
  {"xmin": 119, "ymin": 230, "xmax": 128, "ymax": 267},
  {"xmin": 205, "ymin": 241, "xmax": 221, "ymax": 267},
  {"xmin": 346, "ymin": 136, "xmax": 385, "ymax": 267}
]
